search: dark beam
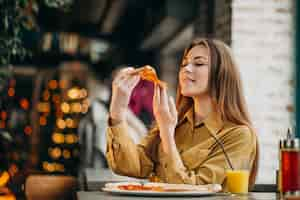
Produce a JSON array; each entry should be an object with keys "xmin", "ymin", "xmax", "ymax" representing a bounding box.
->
[
  {"xmin": 140, "ymin": 0, "xmax": 197, "ymax": 51},
  {"xmin": 161, "ymin": 23, "xmax": 194, "ymax": 55},
  {"xmin": 140, "ymin": 16, "xmax": 183, "ymax": 50},
  {"xmin": 100, "ymin": 0, "xmax": 128, "ymax": 34}
]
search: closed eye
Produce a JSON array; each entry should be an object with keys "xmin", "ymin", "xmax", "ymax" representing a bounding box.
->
[
  {"xmin": 195, "ymin": 63, "xmax": 205, "ymax": 67},
  {"xmin": 181, "ymin": 62, "xmax": 207, "ymax": 67}
]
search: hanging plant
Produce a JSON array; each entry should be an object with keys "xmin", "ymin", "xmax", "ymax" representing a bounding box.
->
[
  {"xmin": 0, "ymin": 0, "xmax": 31, "ymax": 65},
  {"xmin": 0, "ymin": 0, "xmax": 74, "ymax": 66}
]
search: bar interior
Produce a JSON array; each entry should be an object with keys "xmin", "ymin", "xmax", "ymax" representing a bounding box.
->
[{"xmin": 0, "ymin": 0, "xmax": 299, "ymax": 199}]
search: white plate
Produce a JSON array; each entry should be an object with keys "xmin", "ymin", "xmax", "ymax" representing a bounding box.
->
[
  {"xmin": 102, "ymin": 187, "xmax": 216, "ymax": 197},
  {"xmin": 102, "ymin": 182, "xmax": 220, "ymax": 197}
]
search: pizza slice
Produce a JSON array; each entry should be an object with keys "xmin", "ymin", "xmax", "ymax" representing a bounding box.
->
[{"xmin": 133, "ymin": 65, "xmax": 167, "ymax": 88}]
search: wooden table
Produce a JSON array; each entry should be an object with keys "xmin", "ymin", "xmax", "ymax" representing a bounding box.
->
[
  {"xmin": 82, "ymin": 168, "xmax": 280, "ymax": 199},
  {"xmin": 77, "ymin": 191, "xmax": 280, "ymax": 200}
]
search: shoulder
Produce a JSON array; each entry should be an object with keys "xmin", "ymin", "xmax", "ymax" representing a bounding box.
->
[{"xmin": 222, "ymin": 123, "xmax": 254, "ymax": 144}]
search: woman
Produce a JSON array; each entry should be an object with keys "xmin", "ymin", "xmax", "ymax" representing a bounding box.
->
[{"xmin": 106, "ymin": 38, "xmax": 258, "ymax": 190}]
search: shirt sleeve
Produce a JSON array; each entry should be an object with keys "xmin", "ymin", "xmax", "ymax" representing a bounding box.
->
[
  {"xmin": 106, "ymin": 120, "xmax": 159, "ymax": 178},
  {"xmin": 161, "ymin": 126, "xmax": 256, "ymax": 186}
]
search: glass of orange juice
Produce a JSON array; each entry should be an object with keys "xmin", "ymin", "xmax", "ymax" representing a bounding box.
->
[{"xmin": 226, "ymin": 169, "xmax": 249, "ymax": 194}]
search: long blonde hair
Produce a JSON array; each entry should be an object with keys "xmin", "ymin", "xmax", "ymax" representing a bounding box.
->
[{"xmin": 176, "ymin": 38, "xmax": 259, "ymax": 189}]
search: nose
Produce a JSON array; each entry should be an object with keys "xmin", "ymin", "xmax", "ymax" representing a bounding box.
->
[{"xmin": 184, "ymin": 63, "xmax": 193, "ymax": 72}]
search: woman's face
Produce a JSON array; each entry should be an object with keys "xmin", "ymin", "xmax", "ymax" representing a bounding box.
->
[{"xmin": 179, "ymin": 45, "xmax": 210, "ymax": 97}]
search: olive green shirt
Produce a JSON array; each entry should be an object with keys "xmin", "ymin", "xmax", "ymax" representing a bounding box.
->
[{"xmin": 106, "ymin": 108, "xmax": 256, "ymax": 188}]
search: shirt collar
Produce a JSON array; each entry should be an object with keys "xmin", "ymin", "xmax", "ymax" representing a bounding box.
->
[{"xmin": 179, "ymin": 106, "xmax": 224, "ymax": 134}]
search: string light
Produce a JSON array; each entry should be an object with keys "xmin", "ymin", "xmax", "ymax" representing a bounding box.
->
[
  {"xmin": 20, "ymin": 98, "xmax": 29, "ymax": 110},
  {"xmin": 56, "ymin": 118, "xmax": 66, "ymax": 129},
  {"xmin": 47, "ymin": 163, "xmax": 55, "ymax": 172},
  {"xmin": 39, "ymin": 116, "xmax": 47, "ymax": 126},
  {"xmin": 65, "ymin": 118, "xmax": 74, "ymax": 128},
  {"xmin": 82, "ymin": 98, "xmax": 90, "ymax": 105},
  {"xmin": 37, "ymin": 102, "xmax": 50, "ymax": 113},
  {"xmin": 43, "ymin": 161, "xmax": 65, "ymax": 172},
  {"xmin": 67, "ymin": 87, "xmax": 80, "ymax": 99},
  {"xmin": 50, "ymin": 147, "xmax": 61, "ymax": 159},
  {"xmin": 24, "ymin": 126, "xmax": 32, "ymax": 135},
  {"xmin": 48, "ymin": 80, "xmax": 58, "ymax": 90},
  {"xmin": 0, "ymin": 112, "xmax": 6, "ymax": 129},
  {"xmin": 61, "ymin": 102, "xmax": 70, "ymax": 113},
  {"xmin": 55, "ymin": 163, "xmax": 65, "ymax": 172},
  {"xmin": 65, "ymin": 134, "xmax": 78, "ymax": 144},
  {"xmin": 80, "ymin": 89, "xmax": 88, "ymax": 98},
  {"xmin": 0, "ymin": 171, "xmax": 10, "ymax": 187},
  {"xmin": 1, "ymin": 111, "xmax": 7, "ymax": 120},
  {"xmin": 43, "ymin": 161, "xmax": 49, "ymax": 171},
  {"xmin": 52, "ymin": 132, "xmax": 64, "ymax": 144},
  {"xmin": 8, "ymin": 88, "xmax": 15, "ymax": 97},
  {"xmin": 41, "ymin": 81, "xmax": 88, "ymax": 175},
  {"xmin": 62, "ymin": 149, "xmax": 71, "ymax": 159},
  {"xmin": 71, "ymin": 102, "xmax": 81, "ymax": 113}
]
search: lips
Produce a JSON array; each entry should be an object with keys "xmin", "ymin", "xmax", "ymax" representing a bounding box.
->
[
  {"xmin": 181, "ymin": 79, "xmax": 195, "ymax": 88},
  {"xmin": 182, "ymin": 77, "xmax": 195, "ymax": 82}
]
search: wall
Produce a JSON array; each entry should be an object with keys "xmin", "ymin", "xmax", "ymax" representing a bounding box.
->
[{"xmin": 232, "ymin": 0, "xmax": 294, "ymax": 184}]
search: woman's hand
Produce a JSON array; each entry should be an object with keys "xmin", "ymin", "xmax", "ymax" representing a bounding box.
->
[
  {"xmin": 109, "ymin": 67, "xmax": 140, "ymax": 123},
  {"xmin": 153, "ymin": 84, "xmax": 178, "ymax": 149}
]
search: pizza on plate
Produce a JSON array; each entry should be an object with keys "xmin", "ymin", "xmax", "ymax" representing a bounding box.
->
[{"xmin": 104, "ymin": 182, "xmax": 222, "ymax": 193}]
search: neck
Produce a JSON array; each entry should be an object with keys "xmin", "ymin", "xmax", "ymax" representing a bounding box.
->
[{"xmin": 193, "ymin": 94, "xmax": 214, "ymax": 124}]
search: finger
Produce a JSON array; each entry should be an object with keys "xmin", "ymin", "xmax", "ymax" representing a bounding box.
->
[
  {"xmin": 116, "ymin": 72, "xmax": 133, "ymax": 89},
  {"xmin": 124, "ymin": 67, "xmax": 135, "ymax": 75},
  {"xmin": 156, "ymin": 84, "xmax": 161, "ymax": 105},
  {"xmin": 153, "ymin": 84, "xmax": 160, "ymax": 106},
  {"xmin": 120, "ymin": 68, "xmax": 135, "ymax": 82},
  {"xmin": 128, "ymin": 68, "xmax": 142, "ymax": 75},
  {"xmin": 115, "ymin": 67, "xmax": 135, "ymax": 81},
  {"xmin": 160, "ymin": 86, "xmax": 169, "ymax": 111},
  {"xmin": 119, "ymin": 75, "xmax": 135, "ymax": 89},
  {"xmin": 113, "ymin": 72, "xmax": 123, "ymax": 84},
  {"xmin": 169, "ymin": 96, "xmax": 177, "ymax": 117},
  {"xmin": 116, "ymin": 67, "xmax": 137, "ymax": 84},
  {"xmin": 114, "ymin": 68, "xmax": 127, "ymax": 83},
  {"xmin": 127, "ymin": 75, "xmax": 140, "ymax": 90}
]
